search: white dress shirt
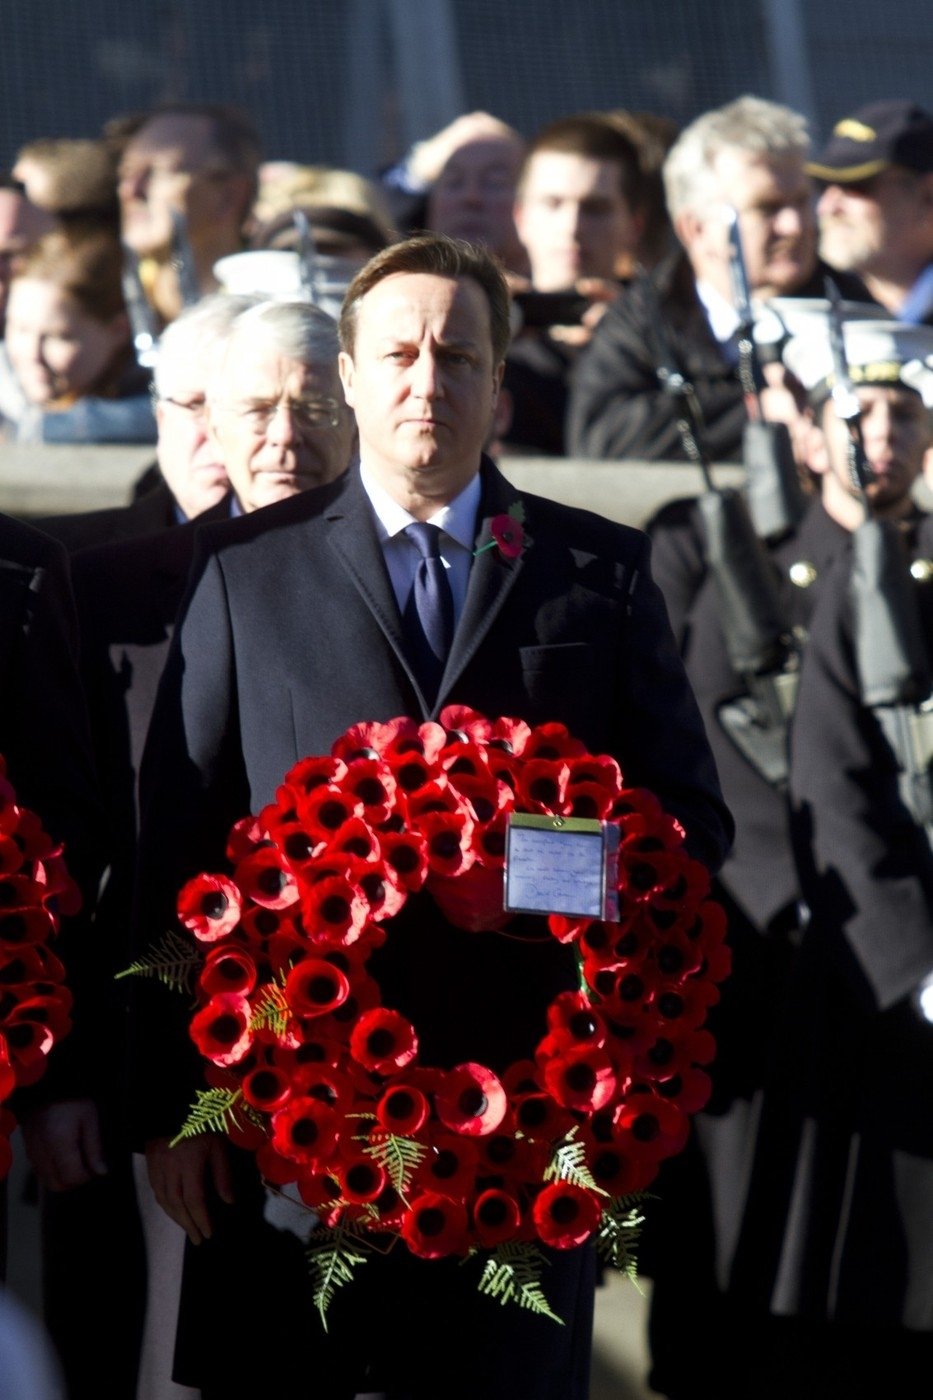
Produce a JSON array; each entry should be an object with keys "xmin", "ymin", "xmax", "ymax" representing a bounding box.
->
[{"xmin": 358, "ymin": 462, "xmax": 480, "ymax": 628}]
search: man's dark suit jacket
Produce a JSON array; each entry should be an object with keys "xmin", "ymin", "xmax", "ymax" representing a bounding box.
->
[
  {"xmin": 132, "ymin": 459, "xmax": 732, "ymax": 1399},
  {"xmin": 32, "ymin": 472, "xmax": 173, "ymax": 553}
]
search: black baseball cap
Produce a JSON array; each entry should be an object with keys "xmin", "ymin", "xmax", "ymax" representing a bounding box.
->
[{"xmin": 807, "ymin": 99, "xmax": 933, "ymax": 183}]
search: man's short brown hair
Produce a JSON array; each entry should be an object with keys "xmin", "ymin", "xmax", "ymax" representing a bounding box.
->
[
  {"xmin": 517, "ymin": 112, "xmax": 645, "ymax": 211},
  {"xmin": 339, "ymin": 232, "xmax": 512, "ymax": 364}
]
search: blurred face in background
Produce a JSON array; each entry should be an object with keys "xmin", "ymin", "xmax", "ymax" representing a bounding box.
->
[
  {"xmin": 818, "ymin": 382, "xmax": 930, "ymax": 517},
  {"xmin": 678, "ymin": 149, "xmax": 817, "ymax": 301},
  {"xmin": 817, "ymin": 168, "xmax": 933, "ymax": 282},
  {"xmin": 515, "ymin": 151, "xmax": 640, "ymax": 289},
  {"xmin": 118, "ymin": 113, "xmax": 243, "ymax": 258},
  {"xmin": 427, "ymin": 136, "xmax": 526, "ymax": 269},
  {"xmin": 0, "ymin": 188, "xmax": 54, "ymax": 334},
  {"xmin": 6, "ymin": 276, "xmax": 127, "ymax": 405}
]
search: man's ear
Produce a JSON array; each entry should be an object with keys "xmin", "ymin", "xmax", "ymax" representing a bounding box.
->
[
  {"xmin": 338, "ymin": 350, "xmax": 355, "ymax": 408},
  {"xmin": 673, "ymin": 208, "xmax": 703, "ymax": 255}
]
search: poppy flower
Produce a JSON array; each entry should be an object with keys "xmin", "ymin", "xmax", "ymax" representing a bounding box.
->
[
  {"xmin": 614, "ymin": 1094, "xmax": 688, "ymax": 1163},
  {"xmin": 435, "ymin": 1062, "xmax": 507, "ymax": 1137},
  {"xmin": 512, "ymin": 1092, "xmax": 573, "ymax": 1144},
  {"xmin": 0, "ymin": 907, "xmax": 54, "ymax": 948},
  {"xmin": 400, "ymin": 1192, "xmax": 468, "ymax": 1259},
  {"xmin": 437, "ymin": 705, "xmax": 492, "ymax": 743},
  {"xmin": 403, "ymin": 780, "xmax": 460, "ymax": 821},
  {"xmin": 489, "ymin": 513, "xmax": 525, "ymax": 560},
  {"xmin": 487, "ymin": 715, "xmax": 532, "ymax": 755},
  {"xmin": 547, "ymin": 992, "xmax": 607, "ymax": 1050},
  {"xmin": 176, "ymin": 874, "xmax": 243, "ymax": 942},
  {"xmin": 385, "ymin": 748, "xmax": 433, "ymax": 798},
  {"xmin": 280, "ymin": 755, "xmax": 348, "ymax": 804},
  {"xmin": 580, "ymin": 1131, "xmax": 655, "ymax": 1197},
  {"xmin": 331, "ymin": 717, "xmax": 419, "ymax": 764},
  {"xmin": 337, "ymin": 1152, "xmax": 387, "ymax": 1205},
  {"xmin": 271, "ymin": 1096, "xmax": 340, "ymax": 1165},
  {"xmin": 0, "ymin": 1038, "xmax": 16, "ymax": 1102},
  {"xmin": 242, "ymin": 1064, "xmax": 293, "ymax": 1113},
  {"xmin": 326, "ymin": 817, "xmax": 382, "ymax": 864},
  {"xmin": 376, "ymin": 1083, "xmax": 430, "ymax": 1136},
  {"xmin": 340, "ymin": 760, "xmax": 397, "ymax": 826},
  {"xmin": 523, "ymin": 723, "xmax": 586, "ymax": 762},
  {"xmin": 542, "ymin": 1045, "xmax": 617, "ymax": 1114},
  {"xmin": 234, "ymin": 848, "xmax": 299, "ymax": 910},
  {"xmin": 284, "ymin": 958, "xmax": 350, "ymax": 1018},
  {"xmin": 2, "ymin": 1011, "xmax": 56, "ymax": 1085},
  {"xmin": 256, "ymin": 1139, "xmax": 301, "ymax": 1186},
  {"xmin": 516, "ymin": 758, "xmax": 570, "ymax": 814},
  {"xmin": 299, "ymin": 874, "xmax": 370, "ymax": 948},
  {"xmin": 0, "ymin": 836, "xmax": 24, "ymax": 878},
  {"xmin": 565, "ymin": 781, "xmax": 616, "ymax": 820},
  {"xmin": 198, "ymin": 945, "xmax": 257, "ymax": 998},
  {"xmin": 419, "ymin": 811, "xmax": 476, "ymax": 878},
  {"xmin": 379, "ymin": 831, "xmax": 428, "ymax": 893},
  {"xmin": 190, "ymin": 993, "xmax": 253, "ymax": 1067},
  {"xmin": 473, "ymin": 1188, "xmax": 523, "ymax": 1246},
  {"xmin": 225, "ymin": 816, "xmax": 267, "ymax": 861},
  {"xmin": 652, "ymin": 978, "xmax": 719, "ymax": 1034},
  {"xmin": 349, "ymin": 1008, "xmax": 418, "ymax": 1074},
  {"xmin": 654, "ymin": 1066, "xmax": 713, "ymax": 1114},
  {"xmin": 295, "ymin": 784, "xmax": 364, "ymax": 843},
  {"xmin": 417, "ymin": 1132, "xmax": 478, "ymax": 1198},
  {"xmin": 296, "ymin": 1170, "xmax": 345, "ymax": 1225},
  {"xmin": 533, "ymin": 1182, "xmax": 601, "ymax": 1249}
]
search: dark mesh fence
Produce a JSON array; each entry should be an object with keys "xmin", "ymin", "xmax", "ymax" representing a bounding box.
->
[{"xmin": 1, "ymin": 0, "xmax": 931, "ymax": 174}]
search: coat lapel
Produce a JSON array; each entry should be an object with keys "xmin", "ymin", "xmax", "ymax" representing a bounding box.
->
[
  {"xmin": 437, "ymin": 459, "xmax": 527, "ymax": 708},
  {"xmin": 323, "ymin": 469, "xmax": 429, "ymax": 705}
]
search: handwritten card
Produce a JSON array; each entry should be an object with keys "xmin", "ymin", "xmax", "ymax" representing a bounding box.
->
[{"xmin": 504, "ymin": 815, "xmax": 619, "ymax": 920}]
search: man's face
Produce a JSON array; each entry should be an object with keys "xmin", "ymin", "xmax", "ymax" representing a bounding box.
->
[
  {"xmin": 427, "ymin": 138, "xmax": 525, "ymax": 264},
  {"xmin": 339, "ymin": 272, "xmax": 502, "ymax": 504},
  {"xmin": 208, "ymin": 342, "xmax": 353, "ymax": 513},
  {"xmin": 118, "ymin": 114, "xmax": 240, "ymax": 257},
  {"xmin": 817, "ymin": 168, "xmax": 933, "ymax": 280},
  {"xmin": 5, "ymin": 277, "xmax": 126, "ymax": 405},
  {"xmin": 820, "ymin": 383, "xmax": 930, "ymax": 514},
  {"xmin": 155, "ymin": 350, "xmax": 230, "ymax": 520},
  {"xmin": 514, "ymin": 151, "xmax": 639, "ymax": 290},
  {"xmin": 0, "ymin": 189, "xmax": 54, "ymax": 333},
  {"xmin": 688, "ymin": 150, "xmax": 817, "ymax": 299}
]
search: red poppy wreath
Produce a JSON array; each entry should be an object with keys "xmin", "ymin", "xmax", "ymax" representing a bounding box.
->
[
  {"xmin": 130, "ymin": 706, "xmax": 729, "ymax": 1325},
  {"xmin": 0, "ymin": 756, "xmax": 80, "ymax": 1179}
]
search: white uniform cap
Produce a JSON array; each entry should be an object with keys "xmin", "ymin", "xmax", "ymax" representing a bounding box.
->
[
  {"xmin": 782, "ymin": 319, "xmax": 933, "ymax": 404},
  {"xmin": 753, "ymin": 296, "xmax": 888, "ymax": 354}
]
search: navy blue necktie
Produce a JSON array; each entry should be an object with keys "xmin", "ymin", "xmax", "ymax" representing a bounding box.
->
[{"xmin": 402, "ymin": 521, "xmax": 455, "ymax": 700}]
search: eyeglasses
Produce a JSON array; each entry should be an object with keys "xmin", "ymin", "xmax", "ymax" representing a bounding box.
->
[
  {"xmin": 214, "ymin": 395, "xmax": 342, "ymax": 432},
  {"xmin": 159, "ymin": 394, "xmax": 208, "ymax": 420}
]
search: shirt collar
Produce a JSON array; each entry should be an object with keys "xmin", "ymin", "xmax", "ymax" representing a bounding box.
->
[
  {"xmin": 696, "ymin": 279, "xmax": 742, "ymax": 344},
  {"xmin": 358, "ymin": 462, "xmax": 481, "ymax": 551}
]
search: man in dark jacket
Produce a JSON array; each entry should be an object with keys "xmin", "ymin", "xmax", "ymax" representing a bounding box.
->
[{"xmin": 567, "ymin": 95, "xmax": 868, "ymax": 464}]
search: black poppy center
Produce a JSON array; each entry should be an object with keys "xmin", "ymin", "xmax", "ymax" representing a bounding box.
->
[
  {"xmin": 201, "ymin": 892, "xmax": 228, "ymax": 919},
  {"xmin": 458, "ymin": 1087, "xmax": 487, "ymax": 1118}
]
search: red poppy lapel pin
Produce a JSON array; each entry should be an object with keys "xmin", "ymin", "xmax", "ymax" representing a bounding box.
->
[{"xmin": 474, "ymin": 502, "xmax": 529, "ymax": 562}]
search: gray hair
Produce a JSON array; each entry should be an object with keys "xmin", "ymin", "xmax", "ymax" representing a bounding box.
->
[
  {"xmin": 153, "ymin": 293, "xmax": 263, "ymax": 398},
  {"xmin": 207, "ymin": 298, "xmax": 341, "ymax": 400},
  {"xmin": 663, "ymin": 95, "xmax": 811, "ymax": 221}
]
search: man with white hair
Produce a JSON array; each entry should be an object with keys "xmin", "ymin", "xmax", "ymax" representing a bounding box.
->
[{"xmin": 567, "ymin": 94, "xmax": 868, "ymax": 462}]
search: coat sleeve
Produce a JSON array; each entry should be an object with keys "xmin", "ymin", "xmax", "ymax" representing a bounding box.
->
[
  {"xmin": 566, "ymin": 281, "xmax": 746, "ymax": 464},
  {"xmin": 789, "ymin": 555, "xmax": 933, "ymax": 1010},
  {"xmin": 129, "ymin": 539, "xmax": 249, "ymax": 1141},
  {"xmin": 614, "ymin": 530, "xmax": 734, "ymax": 875}
]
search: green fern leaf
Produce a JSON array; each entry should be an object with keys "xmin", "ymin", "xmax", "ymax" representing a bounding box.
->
[
  {"xmin": 476, "ymin": 1241, "xmax": 565, "ymax": 1324},
  {"xmin": 115, "ymin": 929, "xmax": 200, "ymax": 994},
  {"xmin": 595, "ymin": 1191, "xmax": 650, "ymax": 1282},
  {"xmin": 364, "ymin": 1132, "xmax": 427, "ymax": 1198},
  {"xmin": 306, "ymin": 1222, "xmax": 371, "ymax": 1331},
  {"xmin": 170, "ymin": 1088, "xmax": 246, "ymax": 1147},
  {"xmin": 249, "ymin": 982, "xmax": 290, "ymax": 1037},
  {"xmin": 544, "ymin": 1128, "xmax": 604, "ymax": 1194}
]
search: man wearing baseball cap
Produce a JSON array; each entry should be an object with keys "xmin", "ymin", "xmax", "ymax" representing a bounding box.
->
[{"xmin": 810, "ymin": 99, "xmax": 933, "ymax": 324}]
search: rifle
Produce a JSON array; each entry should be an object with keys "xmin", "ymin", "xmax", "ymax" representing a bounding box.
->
[
  {"xmin": 641, "ymin": 271, "xmax": 800, "ymax": 786},
  {"xmin": 825, "ymin": 276, "xmax": 933, "ymax": 834},
  {"xmin": 725, "ymin": 207, "xmax": 808, "ymax": 543},
  {"xmin": 120, "ymin": 243, "xmax": 160, "ymax": 370},
  {"xmin": 169, "ymin": 208, "xmax": 201, "ymax": 310}
]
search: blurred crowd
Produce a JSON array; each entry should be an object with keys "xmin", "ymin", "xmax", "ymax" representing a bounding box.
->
[{"xmin": 2, "ymin": 87, "xmax": 933, "ymax": 1400}]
